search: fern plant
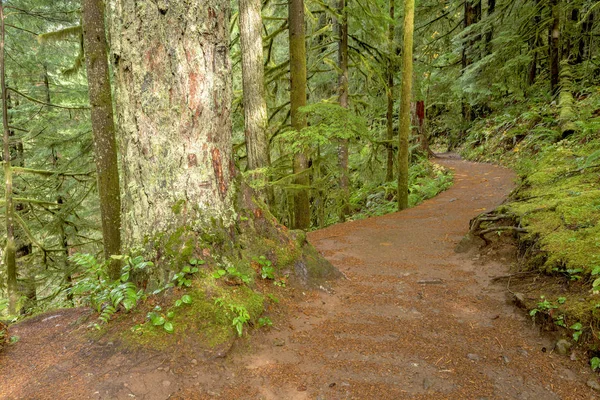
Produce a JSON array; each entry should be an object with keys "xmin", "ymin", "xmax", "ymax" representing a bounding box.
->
[{"xmin": 70, "ymin": 254, "xmax": 151, "ymax": 324}]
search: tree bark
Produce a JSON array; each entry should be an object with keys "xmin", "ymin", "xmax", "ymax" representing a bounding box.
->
[
  {"xmin": 527, "ymin": 0, "xmax": 542, "ymax": 86},
  {"xmin": 109, "ymin": 0, "xmax": 235, "ymax": 246},
  {"xmin": 398, "ymin": 0, "xmax": 414, "ymax": 211},
  {"xmin": 549, "ymin": 0, "xmax": 560, "ymax": 96},
  {"xmin": 576, "ymin": 11, "xmax": 594, "ymax": 64},
  {"xmin": 289, "ymin": 0, "xmax": 310, "ymax": 230},
  {"xmin": 485, "ymin": 0, "xmax": 496, "ymax": 55},
  {"xmin": 1, "ymin": 0, "xmax": 17, "ymax": 314},
  {"xmin": 385, "ymin": 0, "xmax": 395, "ymax": 182},
  {"xmin": 239, "ymin": 0, "xmax": 272, "ymax": 204},
  {"xmin": 107, "ymin": 0, "xmax": 339, "ymax": 287},
  {"xmin": 337, "ymin": 0, "xmax": 350, "ymax": 221},
  {"xmin": 81, "ymin": 0, "xmax": 122, "ymax": 280}
]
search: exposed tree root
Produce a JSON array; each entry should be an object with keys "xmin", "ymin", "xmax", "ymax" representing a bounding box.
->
[{"xmin": 468, "ymin": 210, "xmax": 528, "ymax": 245}]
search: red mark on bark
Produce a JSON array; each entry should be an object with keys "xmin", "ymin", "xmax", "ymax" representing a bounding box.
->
[
  {"xmin": 229, "ymin": 159, "xmax": 236, "ymax": 178},
  {"xmin": 187, "ymin": 154, "xmax": 197, "ymax": 168},
  {"xmin": 212, "ymin": 148, "xmax": 227, "ymax": 198},
  {"xmin": 253, "ymin": 208, "xmax": 263, "ymax": 219}
]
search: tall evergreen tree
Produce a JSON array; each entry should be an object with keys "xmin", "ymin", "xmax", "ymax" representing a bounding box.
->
[
  {"xmin": 81, "ymin": 0, "xmax": 122, "ymax": 279},
  {"xmin": 398, "ymin": 0, "xmax": 415, "ymax": 211},
  {"xmin": 288, "ymin": 0, "xmax": 310, "ymax": 229},
  {"xmin": 239, "ymin": 0, "xmax": 271, "ymax": 204}
]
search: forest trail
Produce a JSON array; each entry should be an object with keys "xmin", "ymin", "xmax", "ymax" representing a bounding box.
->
[{"xmin": 1, "ymin": 155, "xmax": 599, "ymax": 400}]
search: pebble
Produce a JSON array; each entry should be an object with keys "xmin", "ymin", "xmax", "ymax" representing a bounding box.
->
[
  {"xmin": 467, "ymin": 353, "xmax": 480, "ymax": 361},
  {"xmin": 273, "ymin": 338, "xmax": 285, "ymax": 347},
  {"xmin": 191, "ymin": 359, "xmax": 198, "ymax": 365},
  {"xmin": 502, "ymin": 355, "xmax": 510, "ymax": 364},
  {"xmin": 587, "ymin": 379, "xmax": 600, "ymax": 391},
  {"xmin": 423, "ymin": 377, "xmax": 433, "ymax": 390},
  {"xmin": 555, "ymin": 339, "xmax": 572, "ymax": 355},
  {"xmin": 162, "ymin": 380, "xmax": 171, "ymax": 387},
  {"xmin": 517, "ymin": 347, "xmax": 529, "ymax": 357}
]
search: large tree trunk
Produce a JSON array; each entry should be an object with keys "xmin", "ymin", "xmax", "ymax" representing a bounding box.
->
[
  {"xmin": 107, "ymin": 0, "xmax": 338, "ymax": 286},
  {"xmin": 239, "ymin": 0, "xmax": 272, "ymax": 204},
  {"xmin": 337, "ymin": 0, "xmax": 350, "ymax": 221},
  {"xmin": 289, "ymin": 0, "xmax": 310, "ymax": 230},
  {"xmin": 398, "ymin": 0, "xmax": 414, "ymax": 211},
  {"xmin": 81, "ymin": 0, "xmax": 122, "ymax": 279},
  {"xmin": 109, "ymin": 1, "xmax": 236, "ymax": 264},
  {"xmin": 385, "ymin": 0, "xmax": 395, "ymax": 182}
]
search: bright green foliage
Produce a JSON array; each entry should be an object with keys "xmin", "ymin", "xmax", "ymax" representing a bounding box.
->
[
  {"xmin": 254, "ymin": 256, "xmax": 275, "ymax": 280},
  {"xmin": 70, "ymin": 254, "xmax": 150, "ymax": 324}
]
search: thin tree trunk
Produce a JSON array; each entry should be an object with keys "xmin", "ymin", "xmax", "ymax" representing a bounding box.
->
[
  {"xmin": 81, "ymin": 0, "xmax": 122, "ymax": 280},
  {"xmin": 398, "ymin": 0, "xmax": 414, "ymax": 211},
  {"xmin": 239, "ymin": 0, "xmax": 272, "ymax": 205},
  {"xmin": 1, "ymin": 0, "xmax": 17, "ymax": 314},
  {"xmin": 485, "ymin": 0, "xmax": 496, "ymax": 55},
  {"xmin": 460, "ymin": 0, "xmax": 479, "ymax": 137},
  {"xmin": 527, "ymin": 0, "xmax": 542, "ymax": 86},
  {"xmin": 385, "ymin": 0, "xmax": 395, "ymax": 182},
  {"xmin": 576, "ymin": 11, "xmax": 594, "ymax": 64},
  {"xmin": 337, "ymin": 0, "xmax": 350, "ymax": 221},
  {"xmin": 549, "ymin": 0, "xmax": 560, "ymax": 96},
  {"xmin": 289, "ymin": 0, "xmax": 310, "ymax": 229}
]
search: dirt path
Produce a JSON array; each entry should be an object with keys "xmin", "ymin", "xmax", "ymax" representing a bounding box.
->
[{"xmin": 2, "ymin": 155, "xmax": 599, "ymax": 399}]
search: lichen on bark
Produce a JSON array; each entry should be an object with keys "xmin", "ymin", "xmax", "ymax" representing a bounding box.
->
[{"xmin": 107, "ymin": 0, "xmax": 339, "ymax": 288}]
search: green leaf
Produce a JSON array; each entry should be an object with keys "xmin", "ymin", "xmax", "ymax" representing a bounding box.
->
[
  {"xmin": 150, "ymin": 313, "xmax": 165, "ymax": 326},
  {"xmin": 175, "ymin": 300, "xmax": 183, "ymax": 307},
  {"xmin": 181, "ymin": 294, "xmax": 193, "ymax": 304},
  {"xmin": 592, "ymin": 357, "xmax": 600, "ymax": 370},
  {"xmin": 163, "ymin": 322, "xmax": 174, "ymax": 333},
  {"xmin": 167, "ymin": 311, "xmax": 175, "ymax": 319},
  {"xmin": 571, "ymin": 322, "xmax": 583, "ymax": 330}
]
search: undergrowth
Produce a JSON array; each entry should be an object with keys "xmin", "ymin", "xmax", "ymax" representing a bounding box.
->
[
  {"xmin": 461, "ymin": 91, "xmax": 600, "ymax": 364},
  {"xmin": 350, "ymin": 156, "xmax": 453, "ymax": 220}
]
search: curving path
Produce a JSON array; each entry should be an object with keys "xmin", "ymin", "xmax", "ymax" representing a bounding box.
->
[{"xmin": 1, "ymin": 155, "xmax": 598, "ymax": 400}]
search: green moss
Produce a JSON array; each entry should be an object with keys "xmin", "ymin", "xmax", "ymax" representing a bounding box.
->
[
  {"xmin": 122, "ymin": 278, "xmax": 265, "ymax": 351},
  {"xmin": 171, "ymin": 199, "xmax": 186, "ymax": 215}
]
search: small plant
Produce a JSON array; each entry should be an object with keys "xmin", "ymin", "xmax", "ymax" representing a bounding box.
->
[
  {"xmin": 214, "ymin": 298, "xmax": 251, "ymax": 337},
  {"xmin": 147, "ymin": 306, "xmax": 175, "ymax": 333},
  {"xmin": 274, "ymin": 276, "xmax": 288, "ymax": 287},
  {"xmin": 212, "ymin": 264, "xmax": 251, "ymax": 284},
  {"xmin": 258, "ymin": 316, "xmax": 273, "ymax": 328},
  {"xmin": 174, "ymin": 294, "xmax": 193, "ymax": 307},
  {"xmin": 173, "ymin": 259, "xmax": 203, "ymax": 287},
  {"xmin": 592, "ymin": 357, "xmax": 600, "ymax": 371},
  {"xmin": 571, "ymin": 322, "xmax": 583, "ymax": 342},
  {"xmin": 254, "ymin": 256, "xmax": 275, "ymax": 280},
  {"xmin": 529, "ymin": 296, "xmax": 558, "ymax": 319},
  {"xmin": 554, "ymin": 315, "xmax": 566, "ymax": 327},
  {"xmin": 70, "ymin": 254, "xmax": 150, "ymax": 324},
  {"xmin": 552, "ymin": 266, "xmax": 583, "ymax": 281},
  {"xmin": 592, "ymin": 265, "xmax": 600, "ymax": 294}
]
